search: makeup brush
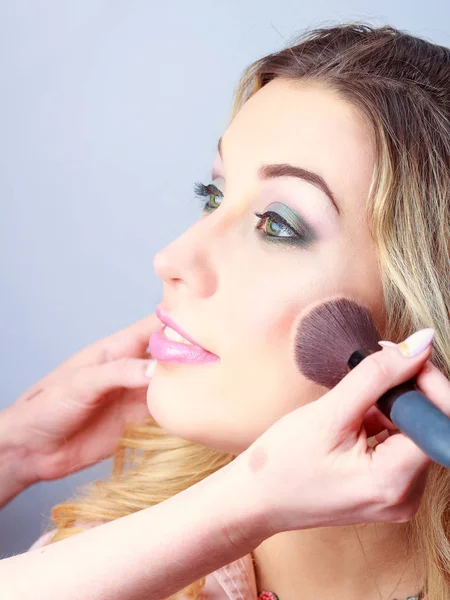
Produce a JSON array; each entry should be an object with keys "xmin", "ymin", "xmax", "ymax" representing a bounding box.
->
[{"xmin": 294, "ymin": 296, "xmax": 450, "ymax": 468}]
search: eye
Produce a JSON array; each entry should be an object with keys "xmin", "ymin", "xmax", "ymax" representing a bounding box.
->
[
  {"xmin": 193, "ymin": 181, "xmax": 224, "ymax": 212},
  {"xmin": 254, "ymin": 210, "xmax": 299, "ymax": 240},
  {"xmin": 192, "ymin": 181, "xmax": 315, "ymax": 248}
]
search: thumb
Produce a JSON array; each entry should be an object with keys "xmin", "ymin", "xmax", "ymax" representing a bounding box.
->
[
  {"xmin": 323, "ymin": 331, "xmax": 434, "ymax": 435},
  {"xmin": 69, "ymin": 358, "xmax": 156, "ymax": 404}
]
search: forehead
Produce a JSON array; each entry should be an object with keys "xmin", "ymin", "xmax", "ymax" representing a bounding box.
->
[{"xmin": 223, "ymin": 78, "xmax": 375, "ymax": 216}]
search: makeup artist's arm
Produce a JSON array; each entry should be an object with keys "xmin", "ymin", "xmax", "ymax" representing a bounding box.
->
[{"xmin": 0, "ymin": 454, "xmax": 267, "ymax": 600}]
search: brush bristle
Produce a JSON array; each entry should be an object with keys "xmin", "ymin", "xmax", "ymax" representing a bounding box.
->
[{"xmin": 294, "ymin": 297, "xmax": 382, "ymax": 389}]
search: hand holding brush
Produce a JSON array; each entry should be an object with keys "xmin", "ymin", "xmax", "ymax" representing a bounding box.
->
[{"xmin": 232, "ymin": 296, "xmax": 450, "ymax": 538}]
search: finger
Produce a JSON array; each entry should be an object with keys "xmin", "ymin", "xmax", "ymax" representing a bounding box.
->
[
  {"xmin": 414, "ymin": 360, "xmax": 450, "ymax": 415},
  {"xmin": 69, "ymin": 358, "xmax": 155, "ymax": 405},
  {"xmin": 324, "ymin": 342, "xmax": 433, "ymax": 434},
  {"xmin": 373, "ymin": 428, "xmax": 390, "ymax": 444},
  {"xmin": 61, "ymin": 312, "xmax": 161, "ymax": 370},
  {"xmin": 373, "ymin": 429, "xmax": 432, "ymax": 482}
]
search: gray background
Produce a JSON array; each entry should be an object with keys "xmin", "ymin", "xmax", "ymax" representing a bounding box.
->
[{"xmin": 1, "ymin": 0, "xmax": 449, "ymax": 558}]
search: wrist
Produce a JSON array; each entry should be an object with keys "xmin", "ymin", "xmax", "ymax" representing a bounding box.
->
[
  {"xmin": 0, "ymin": 406, "xmax": 37, "ymax": 490},
  {"xmin": 217, "ymin": 449, "xmax": 273, "ymax": 550}
]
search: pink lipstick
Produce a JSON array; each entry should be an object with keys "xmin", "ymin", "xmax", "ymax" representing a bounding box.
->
[{"xmin": 149, "ymin": 306, "xmax": 219, "ymax": 364}]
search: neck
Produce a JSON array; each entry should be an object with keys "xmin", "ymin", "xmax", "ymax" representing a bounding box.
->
[{"xmin": 251, "ymin": 522, "xmax": 424, "ymax": 600}]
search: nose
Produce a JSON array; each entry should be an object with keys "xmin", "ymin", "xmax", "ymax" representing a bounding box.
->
[{"xmin": 153, "ymin": 217, "xmax": 219, "ymax": 298}]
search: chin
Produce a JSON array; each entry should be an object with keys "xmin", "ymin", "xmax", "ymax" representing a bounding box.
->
[{"xmin": 146, "ymin": 379, "xmax": 244, "ymax": 455}]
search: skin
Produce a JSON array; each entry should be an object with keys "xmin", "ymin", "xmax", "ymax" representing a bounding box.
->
[{"xmin": 146, "ymin": 78, "xmax": 423, "ymax": 598}]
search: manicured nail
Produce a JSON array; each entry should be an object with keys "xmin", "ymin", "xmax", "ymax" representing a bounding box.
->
[
  {"xmin": 145, "ymin": 359, "xmax": 157, "ymax": 377},
  {"xmin": 379, "ymin": 328, "xmax": 434, "ymax": 358}
]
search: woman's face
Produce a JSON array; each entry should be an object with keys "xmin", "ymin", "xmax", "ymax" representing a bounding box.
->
[{"xmin": 146, "ymin": 78, "xmax": 385, "ymax": 454}]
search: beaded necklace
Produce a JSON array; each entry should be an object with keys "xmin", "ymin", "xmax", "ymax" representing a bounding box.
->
[{"xmin": 257, "ymin": 591, "xmax": 425, "ymax": 599}]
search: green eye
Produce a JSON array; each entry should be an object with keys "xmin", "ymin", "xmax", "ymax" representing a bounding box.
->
[
  {"xmin": 256, "ymin": 211, "xmax": 296, "ymax": 238},
  {"xmin": 206, "ymin": 192, "xmax": 222, "ymax": 210},
  {"xmin": 192, "ymin": 180, "xmax": 316, "ymax": 248},
  {"xmin": 193, "ymin": 181, "xmax": 223, "ymax": 212},
  {"xmin": 253, "ymin": 210, "xmax": 312, "ymax": 246}
]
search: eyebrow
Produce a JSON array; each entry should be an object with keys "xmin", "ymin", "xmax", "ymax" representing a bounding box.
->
[{"xmin": 217, "ymin": 136, "xmax": 340, "ymax": 215}]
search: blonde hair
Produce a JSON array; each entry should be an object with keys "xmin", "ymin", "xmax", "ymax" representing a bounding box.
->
[{"xmin": 46, "ymin": 22, "xmax": 450, "ymax": 599}]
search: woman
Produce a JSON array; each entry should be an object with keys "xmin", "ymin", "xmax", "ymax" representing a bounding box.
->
[{"xmin": 6, "ymin": 21, "xmax": 450, "ymax": 599}]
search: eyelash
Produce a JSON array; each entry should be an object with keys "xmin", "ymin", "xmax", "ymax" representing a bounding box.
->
[{"xmin": 193, "ymin": 181, "xmax": 309, "ymax": 246}]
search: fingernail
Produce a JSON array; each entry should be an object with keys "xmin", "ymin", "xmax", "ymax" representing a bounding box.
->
[
  {"xmin": 145, "ymin": 359, "xmax": 157, "ymax": 378},
  {"xmin": 378, "ymin": 328, "xmax": 435, "ymax": 358},
  {"xmin": 378, "ymin": 341, "xmax": 397, "ymax": 348}
]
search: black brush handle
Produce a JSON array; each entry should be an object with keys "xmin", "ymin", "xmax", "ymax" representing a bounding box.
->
[{"xmin": 348, "ymin": 348, "xmax": 450, "ymax": 468}]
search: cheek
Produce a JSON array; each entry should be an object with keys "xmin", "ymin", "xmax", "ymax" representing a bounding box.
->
[
  {"xmin": 221, "ymin": 283, "xmax": 325, "ymax": 413},
  {"xmin": 224, "ymin": 267, "xmax": 302, "ymax": 345},
  {"xmin": 232, "ymin": 267, "xmax": 331, "ymax": 352},
  {"xmin": 324, "ymin": 238, "xmax": 383, "ymax": 315}
]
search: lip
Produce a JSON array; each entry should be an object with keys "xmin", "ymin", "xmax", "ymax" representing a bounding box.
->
[
  {"xmin": 156, "ymin": 306, "xmax": 205, "ymax": 347},
  {"xmin": 149, "ymin": 329, "xmax": 219, "ymax": 364},
  {"xmin": 150, "ymin": 305, "xmax": 219, "ymax": 364}
]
